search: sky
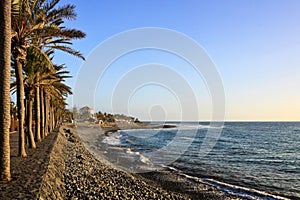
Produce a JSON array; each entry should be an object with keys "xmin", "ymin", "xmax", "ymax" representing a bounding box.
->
[{"xmin": 53, "ymin": 0, "xmax": 300, "ymax": 121}]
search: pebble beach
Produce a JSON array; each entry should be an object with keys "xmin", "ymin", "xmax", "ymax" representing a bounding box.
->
[{"xmin": 0, "ymin": 125, "xmax": 239, "ymax": 199}]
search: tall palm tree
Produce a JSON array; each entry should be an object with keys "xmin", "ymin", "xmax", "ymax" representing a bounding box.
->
[
  {"xmin": 41, "ymin": 64, "xmax": 72, "ymax": 133},
  {"xmin": 11, "ymin": 48, "xmax": 72, "ymax": 145},
  {"xmin": 25, "ymin": 86, "xmax": 36, "ymax": 148},
  {"xmin": 10, "ymin": 101, "xmax": 18, "ymax": 132},
  {"xmin": 0, "ymin": 0, "xmax": 12, "ymax": 181},
  {"xmin": 11, "ymin": 0, "xmax": 85, "ymax": 156},
  {"xmin": 23, "ymin": 49, "xmax": 39, "ymax": 148},
  {"xmin": 40, "ymin": 86, "xmax": 45, "ymax": 139},
  {"xmin": 11, "ymin": 0, "xmax": 31, "ymax": 157},
  {"xmin": 23, "ymin": 49, "xmax": 59, "ymax": 142},
  {"xmin": 32, "ymin": 53, "xmax": 55, "ymax": 142}
]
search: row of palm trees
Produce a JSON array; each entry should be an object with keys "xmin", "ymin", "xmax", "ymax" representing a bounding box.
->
[{"xmin": 0, "ymin": 0, "xmax": 85, "ymax": 181}]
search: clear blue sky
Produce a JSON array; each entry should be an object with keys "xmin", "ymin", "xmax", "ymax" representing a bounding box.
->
[{"xmin": 54, "ymin": 0, "xmax": 300, "ymax": 121}]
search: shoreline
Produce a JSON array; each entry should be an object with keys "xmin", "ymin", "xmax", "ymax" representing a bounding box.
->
[
  {"xmin": 63, "ymin": 125, "xmax": 194, "ymax": 199},
  {"xmin": 75, "ymin": 123, "xmax": 295, "ymax": 200},
  {"xmin": 73, "ymin": 124, "xmax": 239, "ymax": 199},
  {"xmin": 0, "ymin": 124, "xmax": 293, "ymax": 199},
  {"xmin": 99, "ymin": 121, "xmax": 177, "ymax": 135},
  {"xmin": 0, "ymin": 126, "xmax": 238, "ymax": 199}
]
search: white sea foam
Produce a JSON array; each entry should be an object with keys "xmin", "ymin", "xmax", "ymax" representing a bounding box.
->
[
  {"xmin": 76, "ymin": 123, "xmax": 300, "ymax": 197},
  {"xmin": 102, "ymin": 134, "xmax": 122, "ymax": 145},
  {"xmin": 126, "ymin": 148, "xmax": 151, "ymax": 164},
  {"xmin": 179, "ymin": 136, "xmax": 194, "ymax": 141},
  {"xmin": 125, "ymin": 139, "xmax": 136, "ymax": 145},
  {"xmin": 163, "ymin": 165, "xmax": 289, "ymax": 200},
  {"xmin": 204, "ymin": 178, "xmax": 289, "ymax": 200},
  {"xmin": 140, "ymin": 155, "xmax": 151, "ymax": 164}
]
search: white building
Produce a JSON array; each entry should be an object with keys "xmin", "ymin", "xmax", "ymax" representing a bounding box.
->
[{"xmin": 79, "ymin": 106, "xmax": 94, "ymax": 118}]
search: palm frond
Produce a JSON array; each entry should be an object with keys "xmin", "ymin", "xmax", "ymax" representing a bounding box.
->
[
  {"xmin": 46, "ymin": 45, "xmax": 85, "ymax": 60},
  {"xmin": 46, "ymin": 4, "xmax": 76, "ymax": 22},
  {"xmin": 55, "ymin": 28, "xmax": 86, "ymax": 39}
]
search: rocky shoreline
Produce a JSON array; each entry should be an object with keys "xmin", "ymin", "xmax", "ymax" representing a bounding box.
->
[
  {"xmin": 62, "ymin": 126, "xmax": 190, "ymax": 199},
  {"xmin": 61, "ymin": 125, "xmax": 239, "ymax": 199},
  {"xmin": 0, "ymin": 125, "xmax": 239, "ymax": 199}
]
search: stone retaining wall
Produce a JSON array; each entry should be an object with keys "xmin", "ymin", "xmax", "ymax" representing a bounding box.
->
[{"xmin": 38, "ymin": 128, "xmax": 66, "ymax": 200}]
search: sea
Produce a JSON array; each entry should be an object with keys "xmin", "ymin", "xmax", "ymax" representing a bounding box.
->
[{"xmin": 79, "ymin": 122, "xmax": 300, "ymax": 199}]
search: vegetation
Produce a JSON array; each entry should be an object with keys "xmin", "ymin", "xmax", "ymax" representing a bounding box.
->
[
  {"xmin": 0, "ymin": 0, "xmax": 12, "ymax": 181},
  {"xmin": 0, "ymin": 0, "xmax": 85, "ymax": 181},
  {"xmin": 95, "ymin": 112, "xmax": 115, "ymax": 122},
  {"xmin": 95, "ymin": 112, "xmax": 140, "ymax": 124}
]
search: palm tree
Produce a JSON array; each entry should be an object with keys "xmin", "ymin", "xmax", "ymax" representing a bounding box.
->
[
  {"xmin": 42, "ymin": 64, "xmax": 72, "ymax": 133},
  {"xmin": 23, "ymin": 49, "xmax": 39, "ymax": 148},
  {"xmin": 10, "ymin": 101, "xmax": 18, "ymax": 132},
  {"xmin": 11, "ymin": 47, "xmax": 72, "ymax": 145},
  {"xmin": 10, "ymin": 65, "xmax": 37, "ymax": 148},
  {"xmin": 32, "ymin": 55, "xmax": 55, "ymax": 142},
  {"xmin": 23, "ymin": 49, "xmax": 62, "ymax": 142},
  {"xmin": 40, "ymin": 86, "xmax": 45, "ymax": 139},
  {"xmin": 11, "ymin": 0, "xmax": 85, "ymax": 156},
  {"xmin": 11, "ymin": 0, "xmax": 30, "ymax": 157},
  {"xmin": 0, "ymin": 0, "xmax": 12, "ymax": 181},
  {"xmin": 25, "ymin": 86, "xmax": 36, "ymax": 148}
]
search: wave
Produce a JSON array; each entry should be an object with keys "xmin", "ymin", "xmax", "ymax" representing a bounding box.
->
[
  {"xmin": 82, "ymin": 122, "xmax": 300, "ymax": 198},
  {"xmin": 102, "ymin": 132, "xmax": 122, "ymax": 145},
  {"xmin": 101, "ymin": 130, "xmax": 152, "ymax": 162},
  {"xmin": 204, "ymin": 179, "xmax": 289, "ymax": 200},
  {"xmin": 163, "ymin": 165, "xmax": 289, "ymax": 200},
  {"xmin": 126, "ymin": 148, "xmax": 151, "ymax": 164}
]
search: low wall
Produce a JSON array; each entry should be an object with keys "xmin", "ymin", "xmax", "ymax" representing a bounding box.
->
[{"xmin": 38, "ymin": 127, "xmax": 66, "ymax": 200}]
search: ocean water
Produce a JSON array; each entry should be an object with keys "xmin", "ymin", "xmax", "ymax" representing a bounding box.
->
[{"xmin": 98, "ymin": 122, "xmax": 300, "ymax": 199}]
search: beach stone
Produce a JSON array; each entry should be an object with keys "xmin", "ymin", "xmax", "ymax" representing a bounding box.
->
[{"xmin": 25, "ymin": 125, "xmax": 241, "ymax": 199}]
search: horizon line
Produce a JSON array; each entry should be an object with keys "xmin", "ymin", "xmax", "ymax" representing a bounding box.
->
[{"xmin": 141, "ymin": 120, "xmax": 300, "ymax": 122}]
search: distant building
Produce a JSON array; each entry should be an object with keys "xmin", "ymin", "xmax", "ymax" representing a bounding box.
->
[{"xmin": 79, "ymin": 106, "xmax": 94, "ymax": 118}]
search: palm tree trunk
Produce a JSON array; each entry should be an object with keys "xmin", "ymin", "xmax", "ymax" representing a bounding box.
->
[
  {"xmin": 25, "ymin": 97, "xmax": 28, "ymax": 145},
  {"xmin": 0, "ymin": 0, "xmax": 12, "ymax": 181},
  {"xmin": 52, "ymin": 106, "xmax": 55, "ymax": 129},
  {"xmin": 54, "ymin": 108, "xmax": 58, "ymax": 128},
  {"xmin": 44, "ymin": 92, "xmax": 49, "ymax": 136},
  {"xmin": 26, "ymin": 90, "xmax": 36, "ymax": 149},
  {"xmin": 15, "ymin": 59, "xmax": 27, "ymax": 157},
  {"xmin": 35, "ymin": 85, "xmax": 41, "ymax": 142},
  {"xmin": 49, "ymin": 103, "xmax": 54, "ymax": 132},
  {"xmin": 10, "ymin": 115, "xmax": 15, "ymax": 132},
  {"xmin": 40, "ymin": 88, "xmax": 45, "ymax": 139},
  {"xmin": 48, "ymin": 101, "xmax": 52, "ymax": 132}
]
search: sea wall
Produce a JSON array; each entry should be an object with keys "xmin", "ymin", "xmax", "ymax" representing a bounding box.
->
[{"xmin": 38, "ymin": 128, "xmax": 66, "ymax": 199}]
